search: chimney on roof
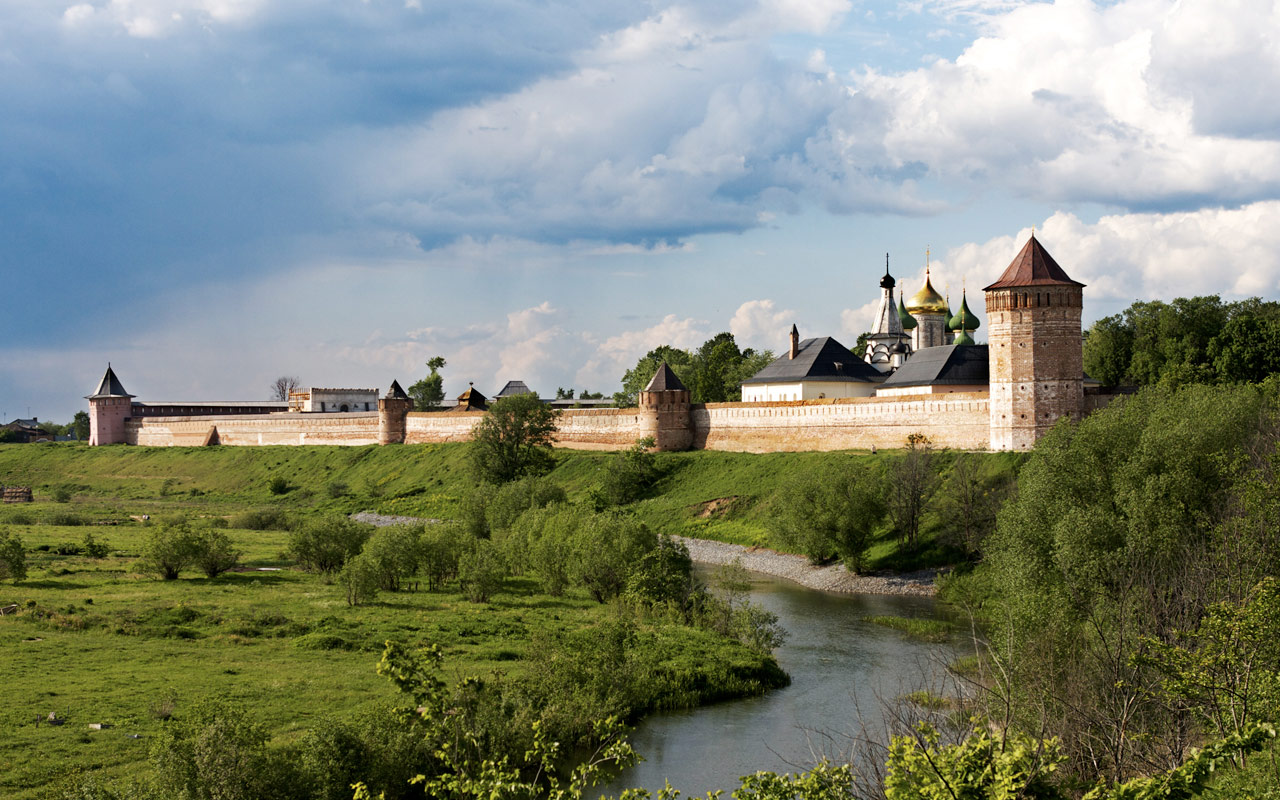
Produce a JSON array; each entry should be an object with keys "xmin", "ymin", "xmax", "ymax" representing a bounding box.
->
[{"xmin": 789, "ymin": 324, "xmax": 799, "ymax": 360}]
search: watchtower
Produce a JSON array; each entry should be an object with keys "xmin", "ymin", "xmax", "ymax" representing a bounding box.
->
[
  {"xmin": 86, "ymin": 364, "xmax": 135, "ymax": 446},
  {"xmin": 378, "ymin": 380, "xmax": 413, "ymax": 445},
  {"xmin": 638, "ymin": 362, "xmax": 692, "ymax": 451},
  {"xmin": 984, "ymin": 235, "xmax": 1085, "ymax": 451}
]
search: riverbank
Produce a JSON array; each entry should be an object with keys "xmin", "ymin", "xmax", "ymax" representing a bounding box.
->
[{"xmin": 354, "ymin": 512, "xmax": 937, "ymax": 597}]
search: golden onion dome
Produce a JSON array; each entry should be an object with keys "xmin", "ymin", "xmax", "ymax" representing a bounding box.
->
[{"xmin": 906, "ymin": 270, "xmax": 948, "ymax": 315}]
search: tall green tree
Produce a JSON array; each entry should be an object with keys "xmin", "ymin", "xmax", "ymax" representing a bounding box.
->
[
  {"xmin": 72, "ymin": 410, "xmax": 90, "ymax": 441},
  {"xmin": 468, "ymin": 392, "xmax": 560, "ymax": 484},
  {"xmin": 408, "ymin": 356, "xmax": 447, "ymax": 411}
]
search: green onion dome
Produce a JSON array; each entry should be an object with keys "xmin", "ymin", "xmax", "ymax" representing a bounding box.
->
[
  {"xmin": 953, "ymin": 329, "xmax": 975, "ymax": 346},
  {"xmin": 898, "ymin": 294, "xmax": 918, "ymax": 330},
  {"xmin": 948, "ymin": 291, "xmax": 980, "ymax": 333}
]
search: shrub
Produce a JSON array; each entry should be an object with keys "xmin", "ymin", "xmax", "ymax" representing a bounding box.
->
[
  {"xmin": 51, "ymin": 485, "xmax": 73, "ymax": 503},
  {"xmin": 361, "ymin": 526, "xmax": 421, "ymax": 592},
  {"xmin": 191, "ymin": 530, "xmax": 241, "ymax": 578},
  {"xmin": 326, "ymin": 481, "xmax": 349, "ymax": 499},
  {"xmin": 773, "ymin": 465, "xmax": 887, "ymax": 571},
  {"xmin": 485, "ymin": 477, "xmax": 568, "ymax": 535},
  {"xmin": 289, "ymin": 516, "xmax": 371, "ymax": 574},
  {"xmin": 267, "ymin": 476, "xmax": 290, "ymax": 495},
  {"xmin": 229, "ymin": 509, "xmax": 291, "ymax": 531},
  {"xmin": 82, "ymin": 531, "xmax": 111, "ymax": 559},
  {"xmin": 140, "ymin": 523, "xmax": 199, "ymax": 580},
  {"xmin": 0, "ymin": 528, "xmax": 27, "ymax": 583},
  {"xmin": 594, "ymin": 436, "xmax": 660, "ymax": 507},
  {"xmin": 626, "ymin": 534, "xmax": 693, "ymax": 606},
  {"xmin": 338, "ymin": 555, "xmax": 380, "ymax": 607},
  {"xmin": 418, "ymin": 523, "xmax": 465, "ymax": 590},
  {"xmin": 458, "ymin": 539, "xmax": 505, "ymax": 602},
  {"xmin": 46, "ymin": 511, "xmax": 85, "ymax": 527},
  {"xmin": 572, "ymin": 513, "xmax": 657, "ymax": 603}
]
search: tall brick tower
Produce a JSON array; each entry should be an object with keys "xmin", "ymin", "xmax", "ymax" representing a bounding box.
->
[
  {"xmin": 378, "ymin": 380, "xmax": 413, "ymax": 445},
  {"xmin": 984, "ymin": 235, "xmax": 1085, "ymax": 451},
  {"xmin": 639, "ymin": 362, "xmax": 692, "ymax": 451},
  {"xmin": 86, "ymin": 364, "xmax": 135, "ymax": 446}
]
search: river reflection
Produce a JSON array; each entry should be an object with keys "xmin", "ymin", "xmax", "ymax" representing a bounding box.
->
[{"xmin": 598, "ymin": 569, "xmax": 948, "ymax": 798}]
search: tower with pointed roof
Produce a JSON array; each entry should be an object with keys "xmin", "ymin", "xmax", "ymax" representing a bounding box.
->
[
  {"xmin": 984, "ymin": 234, "xmax": 1085, "ymax": 451},
  {"xmin": 863, "ymin": 254, "xmax": 914, "ymax": 373},
  {"xmin": 86, "ymin": 364, "xmax": 135, "ymax": 445},
  {"xmin": 905, "ymin": 253, "xmax": 949, "ymax": 350},
  {"xmin": 639, "ymin": 362, "xmax": 692, "ymax": 451},
  {"xmin": 378, "ymin": 379, "xmax": 413, "ymax": 445}
]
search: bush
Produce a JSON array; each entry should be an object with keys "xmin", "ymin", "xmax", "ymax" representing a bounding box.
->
[
  {"xmin": 361, "ymin": 526, "xmax": 421, "ymax": 592},
  {"xmin": 573, "ymin": 512, "xmax": 658, "ymax": 603},
  {"xmin": 46, "ymin": 511, "xmax": 85, "ymax": 527},
  {"xmin": 773, "ymin": 465, "xmax": 887, "ymax": 571},
  {"xmin": 326, "ymin": 481, "xmax": 349, "ymax": 499},
  {"xmin": 289, "ymin": 516, "xmax": 371, "ymax": 574},
  {"xmin": 338, "ymin": 555, "xmax": 380, "ymax": 607},
  {"xmin": 82, "ymin": 531, "xmax": 110, "ymax": 559},
  {"xmin": 0, "ymin": 528, "xmax": 27, "ymax": 583},
  {"xmin": 485, "ymin": 477, "xmax": 568, "ymax": 535},
  {"xmin": 626, "ymin": 534, "xmax": 693, "ymax": 605},
  {"xmin": 140, "ymin": 523, "xmax": 199, "ymax": 580},
  {"xmin": 229, "ymin": 509, "xmax": 292, "ymax": 531},
  {"xmin": 594, "ymin": 436, "xmax": 660, "ymax": 507},
  {"xmin": 191, "ymin": 530, "xmax": 241, "ymax": 578},
  {"xmin": 418, "ymin": 523, "xmax": 465, "ymax": 590},
  {"xmin": 51, "ymin": 485, "xmax": 73, "ymax": 503},
  {"xmin": 267, "ymin": 476, "xmax": 290, "ymax": 495},
  {"xmin": 458, "ymin": 539, "xmax": 505, "ymax": 602}
]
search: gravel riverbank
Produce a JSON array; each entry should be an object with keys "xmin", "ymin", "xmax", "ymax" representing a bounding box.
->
[{"xmin": 353, "ymin": 511, "xmax": 937, "ymax": 597}]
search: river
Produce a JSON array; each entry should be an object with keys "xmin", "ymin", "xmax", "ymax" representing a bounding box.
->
[{"xmin": 599, "ymin": 570, "xmax": 949, "ymax": 797}]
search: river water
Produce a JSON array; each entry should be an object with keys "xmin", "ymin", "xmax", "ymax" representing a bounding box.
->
[{"xmin": 599, "ymin": 571, "xmax": 948, "ymax": 798}]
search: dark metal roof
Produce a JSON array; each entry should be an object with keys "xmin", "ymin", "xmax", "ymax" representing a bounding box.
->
[
  {"xmin": 495, "ymin": 380, "xmax": 532, "ymax": 397},
  {"xmin": 984, "ymin": 235, "xmax": 1084, "ymax": 290},
  {"xmin": 741, "ymin": 337, "xmax": 885, "ymax": 385},
  {"xmin": 644, "ymin": 362, "xmax": 688, "ymax": 392},
  {"xmin": 386, "ymin": 380, "xmax": 409, "ymax": 400},
  {"xmin": 880, "ymin": 344, "xmax": 990, "ymax": 388},
  {"xmin": 86, "ymin": 365, "xmax": 134, "ymax": 399}
]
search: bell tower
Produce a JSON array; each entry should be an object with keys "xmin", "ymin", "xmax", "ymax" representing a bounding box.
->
[{"xmin": 984, "ymin": 235, "xmax": 1085, "ymax": 451}]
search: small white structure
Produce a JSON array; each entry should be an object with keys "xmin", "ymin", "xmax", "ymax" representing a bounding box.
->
[{"xmin": 288, "ymin": 387, "xmax": 379, "ymax": 413}]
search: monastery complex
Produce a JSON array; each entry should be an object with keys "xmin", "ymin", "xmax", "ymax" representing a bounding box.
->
[{"xmin": 87, "ymin": 235, "xmax": 1117, "ymax": 453}]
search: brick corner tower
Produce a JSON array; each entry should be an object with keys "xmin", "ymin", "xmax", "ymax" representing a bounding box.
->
[
  {"xmin": 86, "ymin": 364, "xmax": 135, "ymax": 446},
  {"xmin": 378, "ymin": 379, "xmax": 413, "ymax": 444},
  {"xmin": 984, "ymin": 234, "xmax": 1085, "ymax": 451},
  {"xmin": 638, "ymin": 362, "xmax": 692, "ymax": 452}
]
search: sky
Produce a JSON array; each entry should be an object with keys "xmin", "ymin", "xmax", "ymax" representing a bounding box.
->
[{"xmin": 3, "ymin": 0, "xmax": 1280, "ymax": 422}]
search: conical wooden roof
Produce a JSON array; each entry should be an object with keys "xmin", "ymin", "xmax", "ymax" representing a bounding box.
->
[
  {"xmin": 984, "ymin": 235, "xmax": 1084, "ymax": 290},
  {"xmin": 644, "ymin": 362, "xmax": 687, "ymax": 392},
  {"xmin": 86, "ymin": 364, "xmax": 134, "ymax": 399}
]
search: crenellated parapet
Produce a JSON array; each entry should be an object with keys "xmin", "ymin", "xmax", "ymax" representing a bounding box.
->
[{"xmin": 638, "ymin": 362, "xmax": 693, "ymax": 451}]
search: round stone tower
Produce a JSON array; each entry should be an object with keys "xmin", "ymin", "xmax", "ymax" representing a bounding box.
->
[
  {"xmin": 377, "ymin": 379, "xmax": 413, "ymax": 445},
  {"xmin": 638, "ymin": 362, "xmax": 692, "ymax": 451},
  {"xmin": 86, "ymin": 364, "xmax": 135, "ymax": 446},
  {"xmin": 984, "ymin": 234, "xmax": 1085, "ymax": 451}
]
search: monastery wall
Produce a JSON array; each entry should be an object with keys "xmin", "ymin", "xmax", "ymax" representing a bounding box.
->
[
  {"xmin": 552, "ymin": 407, "xmax": 647, "ymax": 450},
  {"xmin": 691, "ymin": 393, "xmax": 991, "ymax": 453},
  {"xmin": 404, "ymin": 411, "xmax": 482, "ymax": 444},
  {"xmin": 126, "ymin": 413, "xmax": 380, "ymax": 446}
]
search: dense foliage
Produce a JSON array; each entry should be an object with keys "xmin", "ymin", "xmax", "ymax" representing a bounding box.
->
[
  {"xmin": 469, "ymin": 393, "xmax": 561, "ymax": 483},
  {"xmin": 616, "ymin": 333, "xmax": 774, "ymax": 405},
  {"xmin": 1083, "ymin": 295, "xmax": 1280, "ymax": 387},
  {"xmin": 408, "ymin": 356, "xmax": 447, "ymax": 411}
]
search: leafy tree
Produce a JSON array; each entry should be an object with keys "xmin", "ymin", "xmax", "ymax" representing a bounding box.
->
[
  {"xmin": 0, "ymin": 429, "xmax": 17, "ymax": 443},
  {"xmin": 0, "ymin": 528, "xmax": 26, "ymax": 583},
  {"xmin": 339, "ymin": 554, "xmax": 381, "ymax": 606},
  {"xmin": 572, "ymin": 513, "xmax": 657, "ymax": 603},
  {"xmin": 935, "ymin": 453, "xmax": 1016, "ymax": 558},
  {"xmin": 191, "ymin": 529, "xmax": 241, "ymax": 578},
  {"xmin": 408, "ymin": 356, "xmax": 447, "ymax": 411},
  {"xmin": 625, "ymin": 534, "xmax": 693, "ymax": 606},
  {"xmin": 458, "ymin": 539, "xmax": 505, "ymax": 602},
  {"xmin": 82, "ymin": 530, "xmax": 110, "ymax": 559},
  {"xmin": 468, "ymin": 392, "xmax": 560, "ymax": 484},
  {"xmin": 555, "ymin": 387, "xmax": 575, "ymax": 399},
  {"xmin": 271, "ymin": 375, "xmax": 301, "ymax": 401},
  {"xmin": 773, "ymin": 465, "xmax": 887, "ymax": 571},
  {"xmin": 1083, "ymin": 314, "xmax": 1136, "ymax": 388},
  {"xmin": 418, "ymin": 523, "xmax": 466, "ymax": 591},
  {"xmin": 289, "ymin": 516, "xmax": 372, "ymax": 574},
  {"xmin": 483, "ymin": 476, "xmax": 567, "ymax": 534},
  {"xmin": 360, "ymin": 526, "xmax": 422, "ymax": 592},
  {"xmin": 618, "ymin": 345, "xmax": 694, "ymax": 406},
  {"xmin": 594, "ymin": 436, "xmax": 660, "ymax": 507},
  {"xmin": 72, "ymin": 410, "xmax": 90, "ymax": 441},
  {"xmin": 888, "ymin": 433, "xmax": 937, "ymax": 550},
  {"xmin": 141, "ymin": 522, "xmax": 199, "ymax": 580},
  {"xmin": 885, "ymin": 721, "xmax": 1066, "ymax": 800}
]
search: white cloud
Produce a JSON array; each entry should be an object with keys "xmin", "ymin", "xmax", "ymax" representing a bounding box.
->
[
  {"xmin": 946, "ymin": 202, "xmax": 1280, "ymax": 312},
  {"xmin": 841, "ymin": 298, "xmax": 882, "ymax": 338},
  {"xmin": 729, "ymin": 299, "xmax": 796, "ymax": 352}
]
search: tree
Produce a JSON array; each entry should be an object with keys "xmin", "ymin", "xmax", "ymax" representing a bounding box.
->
[
  {"xmin": 289, "ymin": 516, "xmax": 372, "ymax": 574},
  {"xmin": 774, "ymin": 465, "xmax": 887, "ymax": 571},
  {"xmin": 339, "ymin": 554, "xmax": 381, "ymax": 606},
  {"xmin": 458, "ymin": 539, "xmax": 505, "ymax": 602},
  {"xmin": 0, "ymin": 528, "xmax": 26, "ymax": 583},
  {"xmin": 408, "ymin": 356, "xmax": 447, "ymax": 411},
  {"xmin": 935, "ymin": 453, "xmax": 1015, "ymax": 558},
  {"xmin": 360, "ymin": 526, "xmax": 422, "ymax": 592},
  {"xmin": 191, "ymin": 529, "xmax": 241, "ymax": 578},
  {"xmin": 888, "ymin": 433, "xmax": 937, "ymax": 550},
  {"xmin": 468, "ymin": 392, "xmax": 560, "ymax": 484},
  {"xmin": 555, "ymin": 387, "xmax": 575, "ymax": 399},
  {"xmin": 618, "ymin": 345, "xmax": 694, "ymax": 406},
  {"xmin": 594, "ymin": 436, "xmax": 660, "ymax": 507},
  {"xmin": 271, "ymin": 376, "xmax": 301, "ymax": 401},
  {"xmin": 141, "ymin": 522, "xmax": 199, "ymax": 580},
  {"xmin": 72, "ymin": 410, "xmax": 90, "ymax": 441}
]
